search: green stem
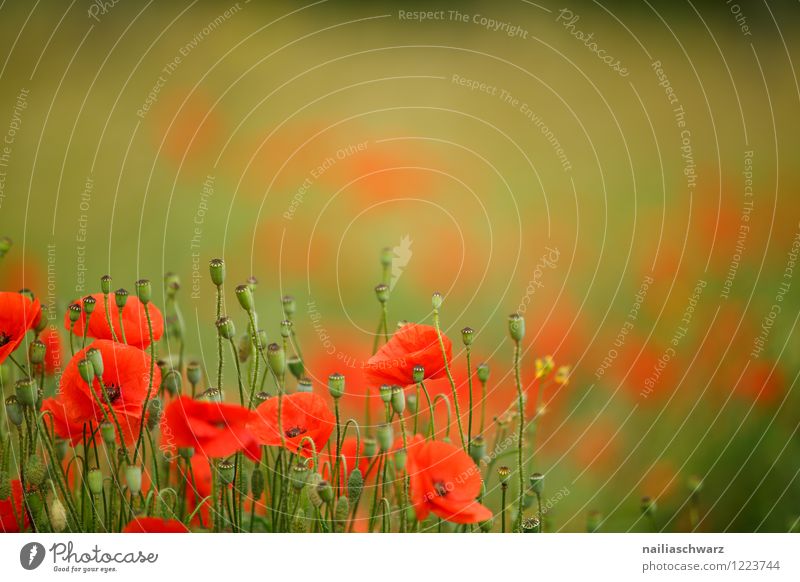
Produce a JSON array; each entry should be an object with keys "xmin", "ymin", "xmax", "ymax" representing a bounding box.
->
[
  {"xmin": 433, "ymin": 310, "xmax": 465, "ymax": 449},
  {"xmin": 513, "ymin": 341, "xmax": 524, "ymax": 531}
]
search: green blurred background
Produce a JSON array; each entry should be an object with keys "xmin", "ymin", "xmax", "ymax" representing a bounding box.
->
[{"xmin": 1, "ymin": 0, "xmax": 799, "ymax": 531}]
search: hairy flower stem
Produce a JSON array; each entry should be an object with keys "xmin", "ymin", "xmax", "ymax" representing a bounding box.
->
[
  {"xmin": 513, "ymin": 340, "xmax": 524, "ymax": 531},
  {"xmin": 215, "ymin": 284, "xmax": 224, "ymax": 389},
  {"xmin": 501, "ymin": 483, "xmax": 508, "ymax": 533},
  {"xmin": 116, "ymin": 309, "xmax": 128, "ymax": 344},
  {"xmin": 466, "ymin": 346, "xmax": 474, "ymax": 445},
  {"xmin": 132, "ymin": 305, "xmax": 156, "ymax": 464},
  {"xmin": 102, "ymin": 293, "xmax": 118, "ymax": 342},
  {"xmin": 433, "ymin": 310, "xmax": 465, "ymax": 449},
  {"xmin": 228, "ymin": 339, "xmax": 245, "ymax": 406}
]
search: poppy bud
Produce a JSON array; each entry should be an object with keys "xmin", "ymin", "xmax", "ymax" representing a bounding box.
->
[
  {"xmin": 347, "ymin": 468, "xmax": 363, "ymax": 505},
  {"xmin": 587, "ymin": 510, "xmax": 602, "ymax": 533},
  {"xmin": 25, "ymin": 454, "xmax": 47, "ymax": 486},
  {"xmin": 640, "ymin": 496, "xmax": 657, "ymax": 516},
  {"xmin": 267, "ymin": 343, "xmax": 285, "ymax": 377},
  {"xmin": 88, "ymin": 468, "xmax": 104, "ymax": 495},
  {"xmin": 114, "ymin": 288, "xmax": 129, "ymax": 310},
  {"xmin": 529, "ymin": 472, "xmax": 544, "ymax": 496},
  {"xmin": 217, "ymin": 459, "xmax": 235, "ymax": 486},
  {"xmin": 178, "ymin": 447, "xmax": 194, "ymax": 460},
  {"xmin": 256, "ymin": 329, "xmax": 268, "ymax": 350},
  {"xmin": 34, "ymin": 307, "xmax": 47, "ymax": 334},
  {"xmin": 334, "ymin": 496, "xmax": 349, "ymax": 531},
  {"xmin": 374, "ymin": 283, "xmax": 389, "ymax": 304},
  {"xmin": 100, "ymin": 274, "xmax": 113, "ymax": 295},
  {"xmin": 406, "ymin": 392, "xmax": 418, "ymax": 414},
  {"xmin": 391, "ymin": 386, "xmax": 405, "ymax": 415},
  {"xmin": 161, "ymin": 369, "xmax": 181, "ymax": 397},
  {"xmin": 0, "ymin": 235, "xmax": 12, "ymax": 258},
  {"xmin": 100, "ymin": 422, "xmax": 116, "ymax": 445},
  {"xmin": 15, "ymin": 378, "xmax": 39, "ymax": 407},
  {"xmin": 316, "ymin": 480, "xmax": 333, "ymax": 503},
  {"xmin": 394, "ymin": 448, "xmax": 407, "ymax": 471},
  {"xmin": 362, "ymin": 438, "xmax": 377, "ymax": 458},
  {"xmin": 431, "ymin": 291, "xmax": 443, "ymax": 311},
  {"xmin": 521, "ymin": 517, "xmax": 539, "ymax": 533},
  {"xmin": 29, "ymin": 340, "xmax": 46, "ymax": 365},
  {"xmin": 290, "ymin": 463, "xmax": 309, "ymax": 490},
  {"xmin": 327, "ymin": 372, "xmax": 345, "ymax": 399},
  {"xmin": 380, "ymin": 246, "xmax": 393, "ymax": 269},
  {"xmin": 82, "ymin": 295, "xmax": 96, "ymax": 316},
  {"xmin": 254, "ymin": 391, "xmax": 271, "ymax": 404},
  {"xmin": 461, "ymin": 326, "xmax": 475, "ymax": 346},
  {"xmin": 469, "ymin": 436, "xmax": 486, "ymax": 464},
  {"xmin": 379, "ymin": 384, "xmax": 392, "ymax": 404},
  {"xmin": 67, "ymin": 303, "xmax": 82, "ymax": 324},
  {"xmin": 86, "ymin": 347, "xmax": 104, "ymax": 377},
  {"xmin": 216, "ymin": 317, "xmax": 236, "ymax": 340},
  {"xmin": 201, "ymin": 387, "xmax": 223, "ymax": 402},
  {"xmin": 0, "ymin": 471, "xmax": 10, "ymax": 499},
  {"xmin": 477, "ymin": 362, "xmax": 490, "ymax": 383},
  {"xmin": 50, "ymin": 497, "xmax": 67, "ymax": 532},
  {"xmin": 288, "ymin": 356, "xmax": 304, "ymax": 380},
  {"xmin": 535, "ymin": 356, "xmax": 555, "ymax": 379},
  {"xmin": 162, "ymin": 272, "xmax": 179, "ymax": 295},
  {"xmin": 281, "ymin": 295, "xmax": 296, "ymax": 317},
  {"xmin": 209, "ymin": 258, "xmax": 225, "ymax": 287},
  {"xmin": 77, "ymin": 359, "xmax": 94, "ymax": 384},
  {"xmin": 186, "ymin": 361, "xmax": 202, "ymax": 387},
  {"xmin": 280, "ymin": 319, "xmax": 292, "ymax": 339},
  {"xmin": 147, "ymin": 398, "xmax": 163, "ymax": 431},
  {"xmin": 291, "ymin": 508, "xmax": 307, "ymax": 533},
  {"xmin": 235, "ymin": 284, "xmax": 254, "ymax": 312},
  {"xmin": 54, "ymin": 439, "xmax": 68, "ymax": 461},
  {"xmin": 479, "ymin": 516, "xmax": 494, "ymax": 532},
  {"xmin": 251, "ymin": 467, "xmax": 265, "ymax": 499},
  {"xmin": 125, "ymin": 465, "xmax": 142, "ymax": 494},
  {"xmin": 412, "ymin": 365, "xmax": 424, "ymax": 384},
  {"xmin": 508, "ymin": 313, "xmax": 525, "ymax": 342},
  {"xmin": 305, "ymin": 473, "xmax": 323, "ymax": 507},
  {"xmin": 135, "ymin": 279, "xmax": 152, "ymax": 305},
  {"xmin": 376, "ymin": 424, "xmax": 393, "ymax": 451},
  {"xmin": 498, "ymin": 465, "xmax": 511, "ymax": 486}
]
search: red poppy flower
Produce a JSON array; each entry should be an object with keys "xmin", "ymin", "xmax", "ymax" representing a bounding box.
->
[
  {"xmin": 41, "ymin": 397, "xmax": 84, "ymax": 445},
  {"xmin": 364, "ymin": 323, "xmax": 452, "ymax": 387},
  {"xmin": 248, "ymin": 392, "xmax": 335, "ymax": 458},
  {"xmin": 64, "ymin": 293, "xmax": 163, "ymax": 350},
  {"xmin": 0, "ymin": 479, "xmax": 27, "ymax": 532},
  {"xmin": 58, "ymin": 339, "xmax": 159, "ymax": 444},
  {"xmin": 0, "ymin": 291, "xmax": 40, "ymax": 365},
  {"xmin": 406, "ymin": 439, "xmax": 491, "ymax": 524},
  {"xmin": 122, "ymin": 517, "xmax": 189, "ymax": 533},
  {"xmin": 162, "ymin": 396, "xmax": 260, "ymax": 461},
  {"xmin": 40, "ymin": 326, "xmax": 63, "ymax": 375}
]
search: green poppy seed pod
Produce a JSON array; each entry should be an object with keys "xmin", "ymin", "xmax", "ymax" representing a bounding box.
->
[
  {"xmin": 15, "ymin": 378, "xmax": 39, "ymax": 407},
  {"xmin": 281, "ymin": 295, "xmax": 296, "ymax": 317},
  {"xmin": 587, "ymin": 510, "xmax": 602, "ymax": 533},
  {"xmin": 88, "ymin": 468, "xmax": 104, "ymax": 495},
  {"xmin": 347, "ymin": 468, "xmax": 363, "ymax": 505},
  {"xmin": 0, "ymin": 471, "xmax": 10, "ymax": 499},
  {"xmin": 50, "ymin": 497, "xmax": 67, "ymax": 532},
  {"xmin": 394, "ymin": 448, "xmax": 407, "ymax": 472},
  {"xmin": 317, "ymin": 480, "xmax": 333, "ymax": 503},
  {"xmin": 0, "ymin": 235, "xmax": 12, "ymax": 258},
  {"xmin": 374, "ymin": 283, "xmax": 389, "ymax": 304},
  {"xmin": 135, "ymin": 279, "xmax": 152, "ymax": 305},
  {"xmin": 67, "ymin": 302, "xmax": 82, "ymax": 324},
  {"xmin": 82, "ymin": 295, "xmax": 96, "ymax": 316},
  {"xmin": 77, "ymin": 359, "xmax": 94, "ymax": 385},
  {"xmin": 687, "ymin": 475, "xmax": 703, "ymax": 494},
  {"xmin": 280, "ymin": 319, "xmax": 292, "ymax": 339},
  {"xmin": 209, "ymin": 258, "xmax": 225, "ymax": 287},
  {"xmin": 256, "ymin": 329, "xmax": 268, "ymax": 350},
  {"xmin": 431, "ymin": 291, "xmax": 443, "ymax": 311},
  {"xmin": 362, "ymin": 438, "xmax": 377, "ymax": 458},
  {"xmin": 412, "ymin": 365, "xmax": 424, "ymax": 384},
  {"xmin": 178, "ymin": 447, "xmax": 195, "ymax": 460},
  {"xmin": 100, "ymin": 422, "xmax": 116, "ymax": 446},
  {"xmin": 288, "ymin": 356, "xmax": 304, "ymax": 380},
  {"xmin": 201, "ymin": 387, "xmax": 223, "ymax": 402},
  {"xmin": 376, "ymin": 424, "xmax": 393, "ymax": 451},
  {"xmin": 640, "ymin": 496, "xmax": 657, "ymax": 516},
  {"xmin": 391, "ymin": 386, "xmax": 405, "ymax": 415},
  {"xmin": 508, "ymin": 313, "xmax": 525, "ymax": 342},
  {"xmin": 267, "ymin": 343, "xmax": 286, "ymax": 377},
  {"xmin": 186, "ymin": 361, "xmax": 201, "ymax": 386},
  {"xmin": 461, "ymin": 326, "xmax": 475, "ymax": 346},
  {"xmin": 216, "ymin": 316, "xmax": 236, "ymax": 340},
  {"xmin": 251, "ymin": 467, "xmax": 265, "ymax": 499},
  {"xmin": 33, "ymin": 307, "xmax": 47, "ymax": 334},
  {"xmin": 406, "ymin": 392, "xmax": 418, "ymax": 414},
  {"xmin": 86, "ymin": 347, "xmax": 104, "ymax": 377},
  {"xmin": 125, "ymin": 465, "xmax": 142, "ymax": 494},
  {"xmin": 497, "ymin": 465, "xmax": 511, "ymax": 486},
  {"xmin": 380, "ymin": 246, "xmax": 393, "ymax": 268},
  {"xmin": 469, "ymin": 436, "xmax": 486, "ymax": 465},
  {"xmin": 235, "ymin": 284, "xmax": 254, "ymax": 312},
  {"xmin": 161, "ymin": 369, "xmax": 181, "ymax": 397},
  {"xmin": 327, "ymin": 372, "xmax": 345, "ymax": 399},
  {"xmin": 334, "ymin": 496, "xmax": 349, "ymax": 532},
  {"xmin": 476, "ymin": 362, "xmax": 490, "ymax": 383},
  {"xmin": 25, "ymin": 454, "xmax": 47, "ymax": 486},
  {"xmin": 521, "ymin": 517, "xmax": 539, "ymax": 533},
  {"xmin": 379, "ymin": 384, "xmax": 393, "ymax": 404},
  {"xmin": 100, "ymin": 274, "xmax": 113, "ymax": 295},
  {"xmin": 114, "ymin": 288, "xmax": 129, "ymax": 310},
  {"xmin": 295, "ymin": 378, "xmax": 312, "ymax": 393},
  {"xmin": 54, "ymin": 439, "xmax": 68, "ymax": 461},
  {"xmin": 529, "ymin": 472, "xmax": 544, "ymax": 496},
  {"xmin": 290, "ymin": 463, "xmax": 309, "ymax": 490},
  {"xmin": 479, "ymin": 516, "xmax": 494, "ymax": 533},
  {"xmin": 216, "ymin": 459, "xmax": 235, "ymax": 486},
  {"xmin": 147, "ymin": 398, "xmax": 163, "ymax": 431},
  {"xmin": 29, "ymin": 340, "xmax": 46, "ymax": 365},
  {"xmin": 164, "ymin": 272, "xmax": 180, "ymax": 295}
]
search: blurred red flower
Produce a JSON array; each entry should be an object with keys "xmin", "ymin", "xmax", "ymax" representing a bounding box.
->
[
  {"xmin": 58, "ymin": 339, "xmax": 159, "ymax": 444},
  {"xmin": 39, "ymin": 326, "xmax": 63, "ymax": 375},
  {"xmin": 365, "ymin": 323, "xmax": 452, "ymax": 387},
  {"xmin": 248, "ymin": 392, "xmax": 335, "ymax": 458},
  {"xmin": 407, "ymin": 439, "xmax": 491, "ymax": 524},
  {"xmin": 41, "ymin": 397, "xmax": 84, "ymax": 445},
  {"xmin": 162, "ymin": 396, "xmax": 260, "ymax": 461},
  {"xmin": 0, "ymin": 291, "xmax": 40, "ymax": 365},
  {"xmin": 64, "ymin": 293, "xmax": 163, "ymax": 350},
  {"xmin": 122, "ymin": 517, "xmax": 189, "ymax": 533},
  {"xmin": 0, "ymin": 479, "xmax": 27, "ymax": 533}
]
